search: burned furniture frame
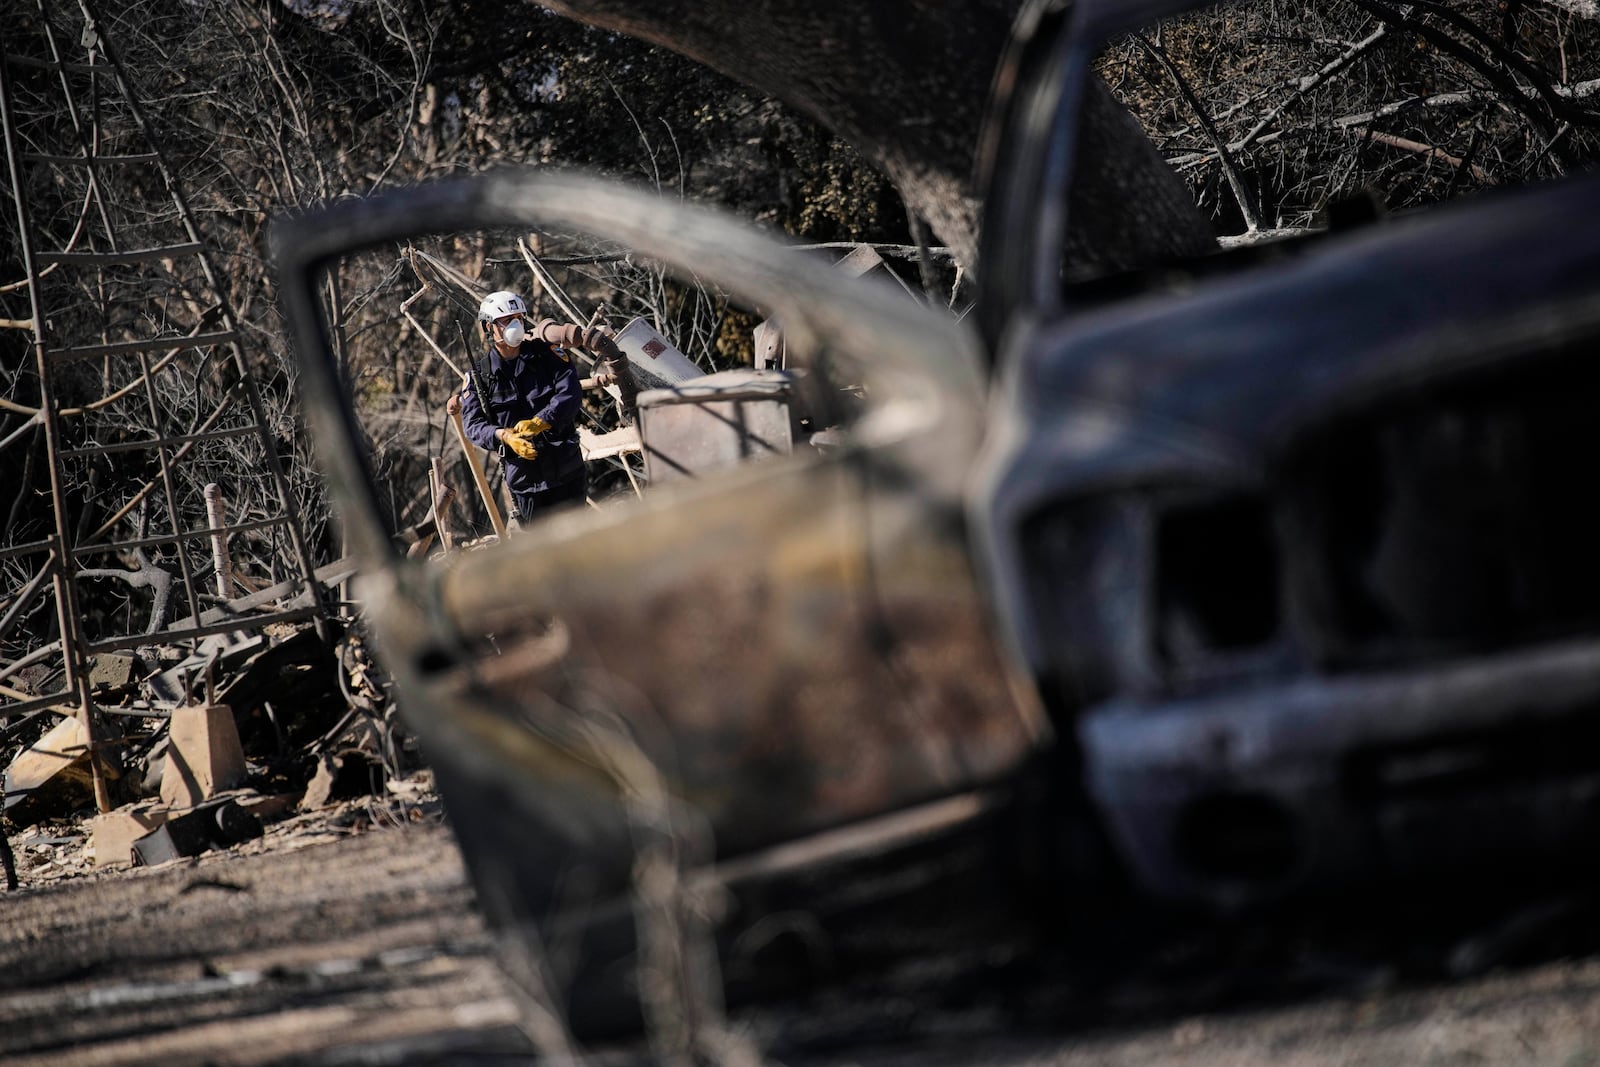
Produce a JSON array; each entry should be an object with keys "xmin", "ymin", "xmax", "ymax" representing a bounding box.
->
[
  {"xmin": 971, "ymin": 0, "xmax": 1600, "ymax": 910},
  {"xmin": 271, "ymin": 173, "xmax": 1048, "ymax": 1034}
]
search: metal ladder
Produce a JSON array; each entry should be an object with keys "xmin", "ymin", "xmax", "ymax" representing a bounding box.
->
[{"xmin": 0, "ymin": 0, "xmax": 329, "ymax": 809}]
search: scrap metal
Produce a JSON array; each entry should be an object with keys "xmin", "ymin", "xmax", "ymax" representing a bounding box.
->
[{"xmin": 0, "ymin": 0, "xmax": 337, "ymax": 801}]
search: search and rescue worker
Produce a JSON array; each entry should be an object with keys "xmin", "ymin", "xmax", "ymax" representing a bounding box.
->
[{"xmin": 454, "ymin": 290, "xmax": 616, "ymax": 524}]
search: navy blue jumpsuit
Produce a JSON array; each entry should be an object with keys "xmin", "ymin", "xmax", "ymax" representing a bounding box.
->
[{"xmin": 460, "ymin": 338, "xmax": 586, "ymax": 518}]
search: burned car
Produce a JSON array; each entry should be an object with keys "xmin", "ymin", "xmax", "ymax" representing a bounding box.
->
[
  {"xmin": 272, "ymin": 0, "xmax": 1600, "ymax": 1042},
  {"xmin": 976, "ymin": 174, "xmax": 1600, "ymax": 910},
  {"xmin": 971, "ymin": 0, "xmax": 1600, "ymax": 912}
]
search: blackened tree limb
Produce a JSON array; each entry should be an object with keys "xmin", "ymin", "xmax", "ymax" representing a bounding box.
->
[
  {"xmin": 1403, "ymin": 0, "xmax": 1600, "ymax": 125},
  {"xmin": 531, "ymin": 0, "xmax": 1216, "ymax": 273},
  {"xmin": 1236, "ymin": 23, "xmax": 1392, "ymax": 154},
  {"xmin": 1356, "ymin": 0, "xmax": 1600, "ymax": 132},
  {"xmin": 1134, "ymin": 32, "xmax": 1261, "ymax": 232}
]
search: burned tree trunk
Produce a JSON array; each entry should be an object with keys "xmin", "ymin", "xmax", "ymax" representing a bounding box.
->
[{"xmin": 534, "ymin": 0, "xmax": 1216, "ymax": 272}]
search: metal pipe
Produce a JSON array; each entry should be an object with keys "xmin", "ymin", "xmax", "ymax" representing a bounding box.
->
[{"xmin": 1, "ymin": 30, "xmax": 105, "ymax": 811}]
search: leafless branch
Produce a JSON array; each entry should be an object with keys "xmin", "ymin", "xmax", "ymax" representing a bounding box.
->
[
  {"xmin": 1134, "ymin": 31, "xmax": 1262, "ymax": 231},
  {"xmin": 1236, "ymin": 23, "xmax": 1392, "ymax": 153},
  {"xmin": 1347, "ymin": 125, "xmax": 1499, "ymax": 183},
  {"xmin": 1536, "ymin": 0, "xmax": 1599, "ymax": 18}
]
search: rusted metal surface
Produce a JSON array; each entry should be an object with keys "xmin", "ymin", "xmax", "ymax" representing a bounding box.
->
[{"xmin": 438, "ymin": 450, "xmax": 1036, "ymax": 854}]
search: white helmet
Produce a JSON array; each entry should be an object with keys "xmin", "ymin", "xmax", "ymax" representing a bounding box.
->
[{"xmin": 478, "ymin": 290, "xmax": 527, "ymax": 325}]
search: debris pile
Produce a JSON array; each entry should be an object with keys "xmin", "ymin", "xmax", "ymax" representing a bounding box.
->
[{"xmin": 1, "ymin": 617, "xmax": 422, "ymax": 885}]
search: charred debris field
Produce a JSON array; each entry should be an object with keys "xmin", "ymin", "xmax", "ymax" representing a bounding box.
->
[
  {"xmin": 6, "ymin": 0, "xmax": 1600, "ymax": 1060},
  {"xmin": 6, "ymin": 813, "xmax": 1600, "ymax": 1065},
  {"xmin": 6, "ymin": 642, "xmax": 1600, "ymax": 1067}
]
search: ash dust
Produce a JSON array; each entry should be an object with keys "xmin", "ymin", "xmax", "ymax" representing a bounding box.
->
[{"xmin": 5, "ymin": 784, "xmax": 1600, "ymax": 1065}]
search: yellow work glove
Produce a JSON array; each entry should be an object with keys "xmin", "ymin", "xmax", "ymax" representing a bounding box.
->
[
  {"xmin": 512, "ymin": 416, "xmax": 551, "ymax": 437},
  {"xmin": 500, "ymin": 430, "xmax": 538, "ymax": 461}
]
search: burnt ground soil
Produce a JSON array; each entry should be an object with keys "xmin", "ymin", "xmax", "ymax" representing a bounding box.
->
[{"xmin": 7, "ymin": 783, "xmax": 1600, "ymax": 1066}]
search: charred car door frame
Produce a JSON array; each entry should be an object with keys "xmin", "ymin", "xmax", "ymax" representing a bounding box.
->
[{"xmin": 272, "ymin": 171, "xmax": 1049, "ymax": 1033}]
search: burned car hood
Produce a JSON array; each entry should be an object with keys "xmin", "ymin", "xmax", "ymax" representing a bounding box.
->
[{"xmin": 985, "ymin": 169, "xmax": 1600, "ymax": 504}]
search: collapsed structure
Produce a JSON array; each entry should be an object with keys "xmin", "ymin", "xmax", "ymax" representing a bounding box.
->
[{"xmin": 0, "ymin": 1, "xmax": 351, "ymax": 854}]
